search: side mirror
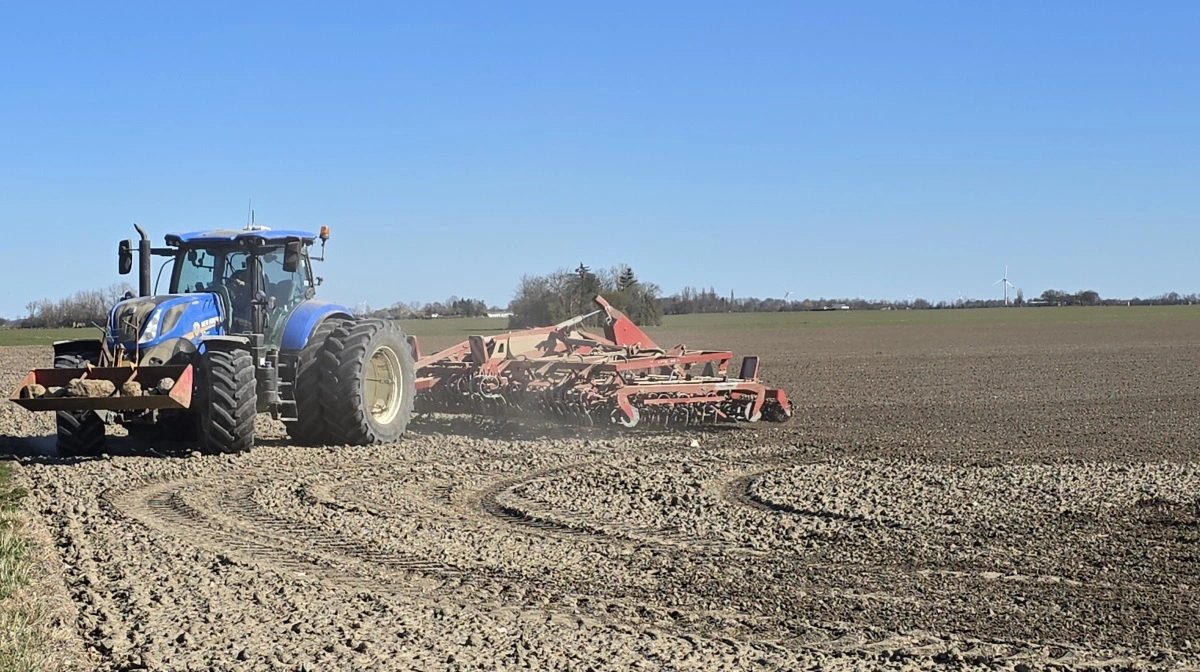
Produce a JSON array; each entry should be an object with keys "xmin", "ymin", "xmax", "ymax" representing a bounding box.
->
[
  {"xmin": 283, "ymin": 241, "xmax": 302, "ymax": 273},
  {"xmin": 118, "ymin": 240, "xmax": 133, "ymax": 275}
]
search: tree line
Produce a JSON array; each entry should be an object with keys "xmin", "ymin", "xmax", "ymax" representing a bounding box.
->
[
  {"xmin": 6, "ymin": 278, "xmax": 1198, "ymax": 330},
  {"xmin": 508, "ymin": 264, "xmax": 662, "ymax": 328},
  {"xmin": 356, "ymin": 296, "xmax": 494, "ymax": 320},
  {"xmin": 11, "ymin": 284, "xmax": 134, "ymax": 329}
]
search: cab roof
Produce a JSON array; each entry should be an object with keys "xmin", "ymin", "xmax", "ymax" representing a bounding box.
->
[{"xmin": 165, "ymin": 226, "xmax": 317, "ymax": 246}]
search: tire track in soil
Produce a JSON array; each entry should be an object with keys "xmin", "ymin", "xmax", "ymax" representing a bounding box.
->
[
  {"xmin": 103, "ymin": 461, "xmax": 853, "ymax": 659},
  {"xmin": 100, "ymin": 454, "xmax": 884, "ymax": 657},
  {"xmin": 461, "ymin": 452, "xmax": 1149, "ymax": 668},
  {"xmin": 98, "ymin": 451, "xmax": 1164, "ymax": 667},
  {"xmin": 727, "ymin": 471, "xmax": 903, "ymax": 529},
  {"xmin": 476, "ymin": 467, "xmax": 741, "ymax": 554},
  {"xmin": 105, "ymin": 468, "xmax": 477, "ymax": 599},
  {"xmin": 472, "ymin": 446, "xmax": 823, "ymax": 554},
  {"xmin": 720, "ymin": 458, "xmax": 1198, "ymax": 598},
  {"xmin": 714, "ymin": 457, "xmax": 1200, "ymax": 666}
]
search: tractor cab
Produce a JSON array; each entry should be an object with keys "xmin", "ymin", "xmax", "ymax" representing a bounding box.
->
[
  {"xmin": 109, "ymin": 225, "xmax": 332, "ymax": 364},
  {"xmin": 164, "ymin": 227, "xmax": 322, "ymax": 348}
]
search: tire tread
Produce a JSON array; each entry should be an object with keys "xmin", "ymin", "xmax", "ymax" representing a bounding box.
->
[
  {"xmin": 285, "ymin": 319, "xmax": 345, "ymax": 445},
  {"xmin": 196, "ymin": 349, "xmax": 257, "ymax": 453},
  {"xmin": 319, "ymin": 320, "xmax": 415, "ymax": 445}
]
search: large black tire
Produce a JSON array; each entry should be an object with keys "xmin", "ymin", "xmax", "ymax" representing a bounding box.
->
[
  {"xmin": 284, "ymin": 318, "xmax": 345, "ymax": 445},
  {"xmin": 54, "ymin": 353, "xmax": 106, "ymax": 457},
  {"xmin": 194, "ymin": 348, "xmax": 257, "ymax": 454},
  {"xmin": 319, "ymin": 320, "xmax": 415, "ymax": 445}
]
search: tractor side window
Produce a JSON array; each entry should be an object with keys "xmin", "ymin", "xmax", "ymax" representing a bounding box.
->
[
  {"xmin": 261, "ymin": 249, "xmax": 307, "ymax": 313},
  {"xmin": 176, "ymin": 250, "xmax": 216, "ymax": 293}
]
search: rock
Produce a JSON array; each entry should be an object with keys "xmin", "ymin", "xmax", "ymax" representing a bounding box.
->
[
  {"xmin": 20, "ymin": 383, "xmax": 47, "ymax": 399},
  {"xmin": 67, "ymin": 378, "xmax": 116, "ymax": 397},
  {"xmin": 121, "ymin": 381, "xmax": 144, "ymax": 397},
  {"xmin": 155, "ymin": 377, "xmax": 176, "ymax": 394}
]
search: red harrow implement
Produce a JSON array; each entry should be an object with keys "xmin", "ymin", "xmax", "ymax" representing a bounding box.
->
[{"xmin": 412, "ymin": 296, "xmax": 791, "ymax": 429}]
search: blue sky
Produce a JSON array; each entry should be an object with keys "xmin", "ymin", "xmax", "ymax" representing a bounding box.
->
[{"xmin": 1, "ymin": 2, "xmax": 1196, "ymax": 316}]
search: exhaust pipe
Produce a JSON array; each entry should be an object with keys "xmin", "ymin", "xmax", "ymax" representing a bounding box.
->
[{"xmin": 134, "ymin": 224, "xmax": 151, "ymax": 297}]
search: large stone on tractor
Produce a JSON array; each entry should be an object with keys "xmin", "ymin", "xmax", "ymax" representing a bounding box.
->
[{"xmin": 67, "ymin": 378, "xmax": 117, "ymax": 398}]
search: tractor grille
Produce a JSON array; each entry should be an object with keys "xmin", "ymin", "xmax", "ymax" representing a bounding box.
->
[{"xmin": 111, "ymin": 301, "xmax": 157, "ymax": 344}]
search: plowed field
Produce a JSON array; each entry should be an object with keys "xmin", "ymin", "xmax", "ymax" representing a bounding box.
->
[{"xmin": 3, "ymin": 309, "xmax": 1199, "ymax": 670}]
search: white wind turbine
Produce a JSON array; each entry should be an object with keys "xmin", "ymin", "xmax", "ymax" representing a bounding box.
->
[{"xmin": 993, "ymin": 266, "xmax": 1015, "ymax": 306}]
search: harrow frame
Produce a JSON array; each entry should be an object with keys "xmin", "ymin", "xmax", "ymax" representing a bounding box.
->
[{"xmin": 411, "ymin": 296, "xmax": 791, "ymax": 428}]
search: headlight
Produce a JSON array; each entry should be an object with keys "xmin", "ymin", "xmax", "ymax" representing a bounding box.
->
[{"xmin": 138, "ymin": 309, "xmax": 163, "ymax": 344}]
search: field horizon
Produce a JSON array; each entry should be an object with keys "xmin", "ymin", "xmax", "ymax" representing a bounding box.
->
[{"xmin": 3, "ymin": 304, "xmax": 1198, "ymax": 349}]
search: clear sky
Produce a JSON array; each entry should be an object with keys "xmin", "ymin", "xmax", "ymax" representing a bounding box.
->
[{"xmin": 1, "ymin": 2, "xmax": 1196, "ymax": 317}]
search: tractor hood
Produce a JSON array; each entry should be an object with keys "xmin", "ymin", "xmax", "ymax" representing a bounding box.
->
[{"xmin": 108, "ymin": 294, "xmax": 225, "ymax": 351}]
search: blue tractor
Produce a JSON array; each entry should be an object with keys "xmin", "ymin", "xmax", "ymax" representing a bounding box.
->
[{"xmin": 12, "ymin": 224, "xmax": 416, "ymax": 455}]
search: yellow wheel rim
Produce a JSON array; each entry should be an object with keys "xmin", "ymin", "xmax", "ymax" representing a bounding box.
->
[{"xmin": 365, "ymin": 345, "xmax": 402, "ymax": 425}]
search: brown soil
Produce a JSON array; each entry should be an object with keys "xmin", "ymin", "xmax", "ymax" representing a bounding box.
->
[{"xmin": 2, "ymin": 316, "xmax": 1199, "ymax": 670}]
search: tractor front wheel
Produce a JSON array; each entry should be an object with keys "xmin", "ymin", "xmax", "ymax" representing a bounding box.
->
[
  {"xmin": 54, "ymin": 353, "xmax": 106, "ymax": 457},
  {"xmin": 194, "ymin": 348, "xmax": 257, "ymax": 454},
  {"xmin": 319, "ymin": 320, "xmax": 415, "ymax": 445}
]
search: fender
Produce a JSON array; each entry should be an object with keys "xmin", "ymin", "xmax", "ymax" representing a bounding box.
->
[
  {"xmin": 280, "ymin": 300, "xmax": 353, "ymax": 353},
  {"xmin": 199, "ymin": 335, "xmax": 253, "ymax": 353}
]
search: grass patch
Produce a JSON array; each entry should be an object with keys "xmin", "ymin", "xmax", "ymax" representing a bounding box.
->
[
  {"xmin": 0, "ymin": 328, "xmax": 98, "ymax": 347},
  {"xmin": 0, "ymin": 462, "xmax": 43, "ymax": 672}
]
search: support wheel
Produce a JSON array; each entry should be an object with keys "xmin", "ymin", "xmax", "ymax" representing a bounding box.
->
[
  {"xmin": 613, "ymin": 406, "xmax": 640, "ymax": 428},
  {"xmin": 319, "ymin": 320, "xmax": 416, "ymax": 445},
  {"xmin": 195, "ymin": 348, "xmax": 257, "ymax": 454},
  {"xmin": 284, "ymin": 318, "xmax": 345, "ymax": 445},
  {"xmin": 54, "ymin": 353, "xmax": 106, "ymax": 457}
]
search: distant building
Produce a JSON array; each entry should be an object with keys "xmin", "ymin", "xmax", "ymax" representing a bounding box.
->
[{"xmin": 487, "ymin": 311, "xmax": 513, "ymax": 319}]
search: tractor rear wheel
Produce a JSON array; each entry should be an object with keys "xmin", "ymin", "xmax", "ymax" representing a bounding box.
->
[
  {"xmin": 319, "ymin": 320, "xmax": 415, "ymax": 445},
  {"xmin": 54, "ymin": 353, "xmax": 106, "ymax": 457},
  {"xmin": 194, "ymin": 348, "xmax": 257, "ymax": 454},
  {"xmin": 284, "ymin": 318, "xmax": 345, "ymax": 445}
]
